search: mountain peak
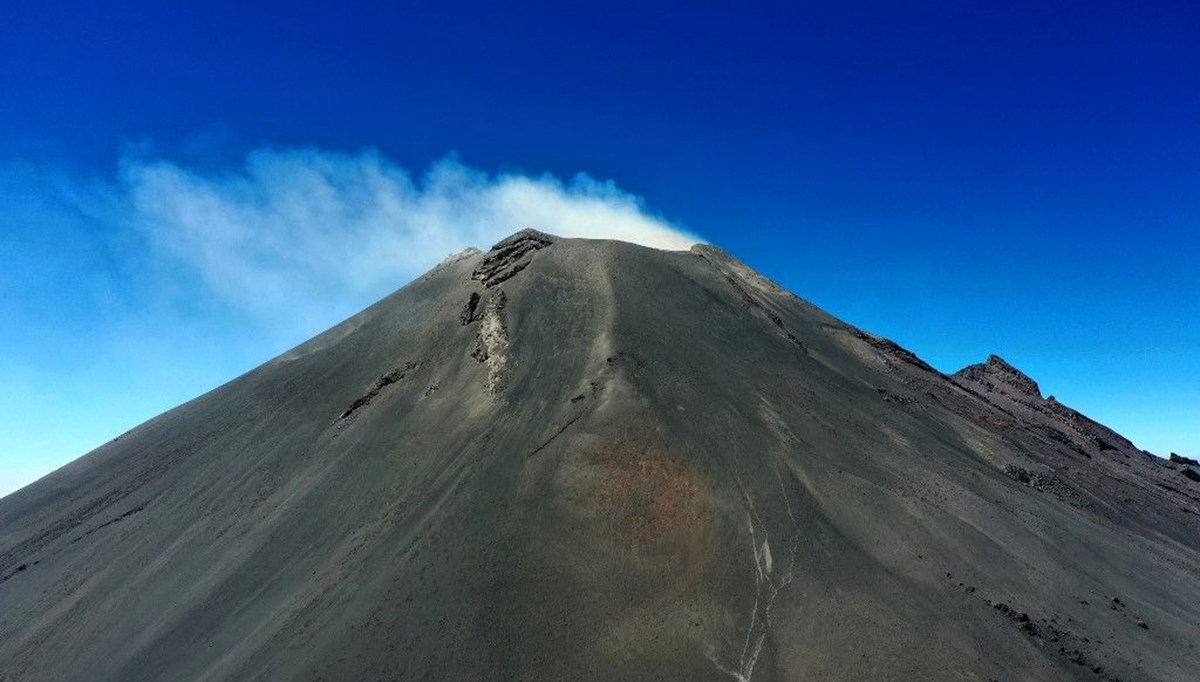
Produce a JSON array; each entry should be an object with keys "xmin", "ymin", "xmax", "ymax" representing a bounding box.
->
[
  {"xmin": 1, "ymin": 234, "xmax": 1196, "ymax": 681},
  {"xmin": 489, "ymin": 227, "xmax": 557, "ymax": 251},
  {"xmin": 472, "ymin": 228, "xmax": 556, "ymax": 288},
  {"xmin": 955, "ymin": 353, "xmax": 1042, "ymax": 398}
]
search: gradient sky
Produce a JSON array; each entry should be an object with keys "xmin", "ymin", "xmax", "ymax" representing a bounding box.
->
[{"xmin": 2, "ymin": 1, "xmax": 1198, "ymax": 496}]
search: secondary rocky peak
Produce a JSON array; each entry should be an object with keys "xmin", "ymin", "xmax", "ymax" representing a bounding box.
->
[{"xmin": 954, "ymin": 353, "xmax": 1042, "ymax": 398}]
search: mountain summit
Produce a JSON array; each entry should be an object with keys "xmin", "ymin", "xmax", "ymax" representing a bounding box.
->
[{"xmin": 1, "ymin": 231, "xmax": 1197, "ymax": 681}]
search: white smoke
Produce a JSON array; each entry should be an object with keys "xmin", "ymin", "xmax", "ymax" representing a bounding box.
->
[{"xmin": 119, "ymin": 148, "xmax": 699, "ymax": 321}]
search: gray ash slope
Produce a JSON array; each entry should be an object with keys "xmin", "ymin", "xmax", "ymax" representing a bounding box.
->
[{"xmin": 2, "ymin": 230, "xmax": 1198, "ymax": 681}]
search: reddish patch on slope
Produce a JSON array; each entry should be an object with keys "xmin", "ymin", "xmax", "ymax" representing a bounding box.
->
[
  {"xmin": 591, "ymin": 444, "xmax": 707, "ymax": 550},
  {"xmin": 974, "ymin": 412, "xmax": 1016, "ymax": 431}
]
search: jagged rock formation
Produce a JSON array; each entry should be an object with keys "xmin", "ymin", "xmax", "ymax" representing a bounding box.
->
[
  {"xmin": 472, "ymin": 228, "xmax": 554, "ymax": 287},
  {"xmin": 1, "ymin": 231, "xmax": 1197, "ymax": 682},
  {"xmin": 956, "ymin": 354, "xmax": 1044, "ymax": 398},
  {"xmin": 1170, "ymin": 453, "xmax": 1198, "ymax": 466},
  {"xmin": 954, "ymin": 355, "xmax": 1144, "ymax": 461}
]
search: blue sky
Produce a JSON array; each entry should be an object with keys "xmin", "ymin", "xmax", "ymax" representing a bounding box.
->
[{"xmin": 2, "ymin": 1, "xmax": 1198, "ymax": 495}]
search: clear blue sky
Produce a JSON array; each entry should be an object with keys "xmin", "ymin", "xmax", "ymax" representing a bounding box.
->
[{"xmin": 2, "ymin": 1, "xmax": 1198, "ymax": 495}]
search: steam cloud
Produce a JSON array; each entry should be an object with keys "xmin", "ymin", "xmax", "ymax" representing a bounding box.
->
[{"xmin": 119, "ymin": 148, "xmax": 699, "ymax": 322}]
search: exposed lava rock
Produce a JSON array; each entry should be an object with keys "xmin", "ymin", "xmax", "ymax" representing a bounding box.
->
[
  {"xmin": 973, "ymin": 412, "xmax": 1016, "ymax": 430},
  {"xmin": 852, "ymin": 329, "xmax": 938, "ymax": 373},
  {"xmin": 988, "ymin": 600, "xmax": 1126, "ymax": 681},
  {"xmin": 459, "ymin": 292, "xmax": 482, "ymax": 325},
  {"xmin": 1004, "ymin": 464, "xmax": 1093, "ymax": 509},
  {"xmin": 471, "ymin": 291, "xmax": 510, "ymax": 394},
  {"xmin": 1170, "ymin": 452, "xmax": 1199, "ymax": 466},
  {"xmin": 472, "ymin": 228, "xmax": 554, "ymax": 287},
  {"xmin": 1045, "ymin": 396, "xmax": 1138, "ymax": 454},
  {"xmin": 337, "ymin": 361, "xmax": 419, "ymax": 423},
  {"xmin": 955, "ymin": 354, "xmax": 1042, "ymax": 398}
]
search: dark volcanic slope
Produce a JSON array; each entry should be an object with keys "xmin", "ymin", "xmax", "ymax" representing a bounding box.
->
[{"xmin": 1, "ymin": 230, "xmax": 1197, "ymax": 681}]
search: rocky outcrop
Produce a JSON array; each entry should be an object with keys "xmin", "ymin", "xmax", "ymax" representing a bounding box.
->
[
  {"xmin": 953, "ymin": 354, "xmax": 1146, "ymax": 465},
  {"xmin": 472, "ymin": 228, "xmax": 554, "ymax": 287},
  {"xmin": 459, "ymin": 292, "xmax": 482, "ymax": 325},
  {"xmin": 469, "ymin": 291, "xmax": 510, "ymax": 394},
  {"xmin": 853, "ymin": 329, "xmax": 938, "ymax": 373},
  {"xmin": 337, "ymin": 361, "xmax": 420, "ymax": 424},
  {"xmin": 955, "ymin": 354, "xmax": 1042, "ymax": 399},
  {"xmin": 1044, "ymin": 396, "xmax": 1137, "ymax": 454},
  {"xmin": 1004, "ymin": 464, "xmax": 1092, "ymax": 509}
]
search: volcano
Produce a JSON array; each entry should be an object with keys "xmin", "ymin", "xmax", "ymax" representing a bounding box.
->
[{"xmin": 2, "ymin": 230, "xmax": 1197, "ymax": 681}]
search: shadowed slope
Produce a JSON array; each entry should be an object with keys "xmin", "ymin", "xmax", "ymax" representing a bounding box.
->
[{"xmin": 1, "ymin": 230, "xmax": 1197, "ymax": 681}]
